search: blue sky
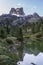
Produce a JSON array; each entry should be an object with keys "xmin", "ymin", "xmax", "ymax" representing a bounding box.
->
[{"xmin": 0, "ymin": 0, "xmax": 43, "ymax": 16}]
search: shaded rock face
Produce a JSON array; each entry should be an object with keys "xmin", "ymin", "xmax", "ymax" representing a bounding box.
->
[
  {"xmin": 16, "ymin": 7, "xmax": 25, "ymax": 15},
  {"xmin": 26, "ymin": 13, "xmax": 42, "ymax": 24},
  {"xmin": 9, "ymin": 7, "xmax": 25, "ymax": 15},
  {"xmin": 33, "ymin": 13, "xmax": 40, "ymax": 18},
  {"xmin": 0, "ymin": 14, "xmax": 18, "ymax": 26},
  {"xmin": 10, "ymin": 8, "xmax": 16, "ymax": 15}
]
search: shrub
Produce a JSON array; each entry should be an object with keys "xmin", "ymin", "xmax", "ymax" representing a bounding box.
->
[
  {"xmin": 6, "ymin": 38, "xmax": 14, "ymax": 44},
  {"xmin": 0, "ymin": 29, "xmax": 7, "ymax": 38}
]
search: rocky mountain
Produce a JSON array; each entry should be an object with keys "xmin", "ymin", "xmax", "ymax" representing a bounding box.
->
[
  {"xmin": 0, "ymin": 14, "xmax": 18, "ymax": 26},
  {"xmin": 0, "ymin": 7, "xmax": 43, "ymax": 27},
  {"xmin": 33, "ymin": 13, "xmax": 40, "ymax": 18},
  {"xmin": 28, "ymin": 13, "xmax": 42, "ymax": 23},
  {"xmin": 9, "ymin": 7, "xmax": 25, "ymax": 16}
]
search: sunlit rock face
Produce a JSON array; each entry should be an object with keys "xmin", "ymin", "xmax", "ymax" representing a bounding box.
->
[{"xmin": 9, "ymin": 7, "xmax": 25, "ymax": 16}]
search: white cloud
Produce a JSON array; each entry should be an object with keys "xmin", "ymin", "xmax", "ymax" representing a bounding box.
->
[
  {"xmin": 15, "ymin": 3, "xmax": 25, "ymax": 8},
  {"xmin": 17, "ymin": 3, "xmax": 21, "ymax": 6}
]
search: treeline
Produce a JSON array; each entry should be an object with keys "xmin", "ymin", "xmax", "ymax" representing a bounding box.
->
[{"xmin": 0, "ymin": 17, "xmax": 43, "ymax": 38}]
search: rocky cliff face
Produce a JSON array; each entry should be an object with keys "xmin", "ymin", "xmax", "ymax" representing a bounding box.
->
[
  {"xmin": 9, "ymin": 7, "xmax": 25, "ymax": 15},
  {"xmin": 10, "ymin": 8, "xmax": 16, "ymax": 15},
  {"xmin": 0, "ymin": 8, "xmax": 43, "ymax": 27}
]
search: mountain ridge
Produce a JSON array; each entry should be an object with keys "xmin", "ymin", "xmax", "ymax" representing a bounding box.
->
[{"xmin": 0, "ymin": 7, "xmax": 43, "ymax": 27}]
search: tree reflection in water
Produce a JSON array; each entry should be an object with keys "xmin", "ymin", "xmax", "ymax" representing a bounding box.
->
[{"xmin": 17, "ymin": 37, "xmax": 43, "ymax": 65}]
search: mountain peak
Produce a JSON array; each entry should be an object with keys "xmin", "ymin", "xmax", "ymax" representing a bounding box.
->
[
  {"xmin": 9, "ymin": 7, "xmax": 25, "ymax": 16},
  {"xmin": 10, "ymin": 8, "xmax": 16, "ymax": 15},
  {"xmin": 33, "ymin": 13, "xmax": 40, "ymax": 18}
]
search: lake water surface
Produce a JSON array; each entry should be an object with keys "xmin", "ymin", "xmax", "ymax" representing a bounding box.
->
[{"xmin": 17, "ymin": 39, "xmax": 43, "ymax": 65}]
